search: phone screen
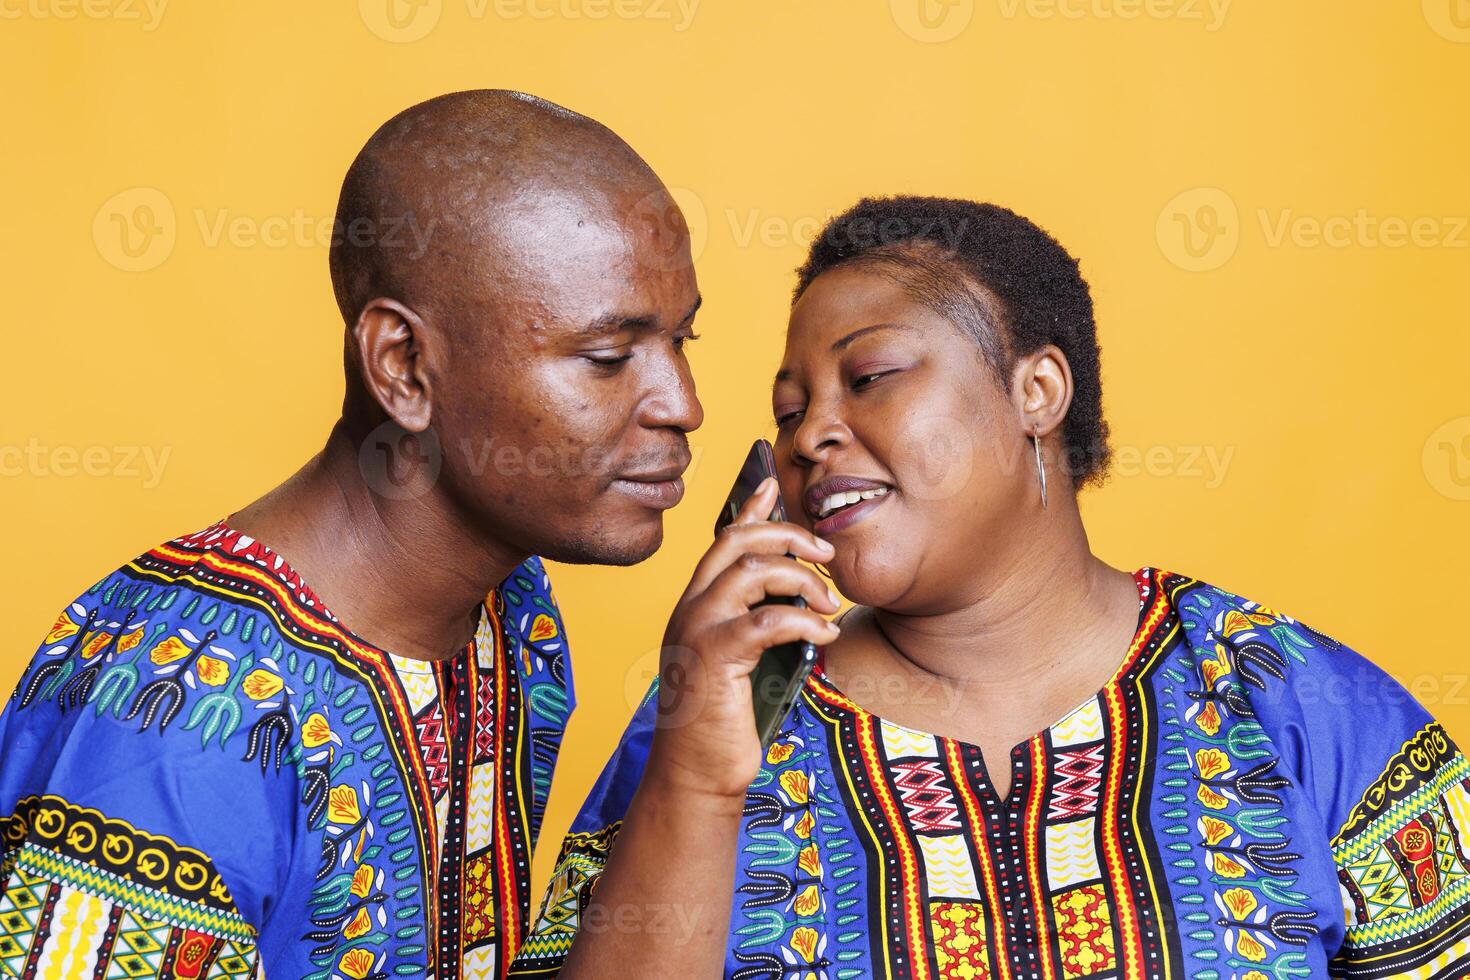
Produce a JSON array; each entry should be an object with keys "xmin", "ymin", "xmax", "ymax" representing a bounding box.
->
[{"xmin": 714, "ymin": 439, "xmax": 821, "ymax": 748}]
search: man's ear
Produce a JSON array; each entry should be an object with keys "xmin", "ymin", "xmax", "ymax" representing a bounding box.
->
[
  {"xmin": 1016, "ymin": 343, "xmax": 1073, "ymax": 438},
  {"xmin": 352, "ymin": 298, "xmax": 433, "ymax": 433}
]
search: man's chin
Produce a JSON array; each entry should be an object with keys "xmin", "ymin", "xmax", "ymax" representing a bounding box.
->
[{"xmin": 538, "ymin": 520, "xmax": 664, "ymax": 568}]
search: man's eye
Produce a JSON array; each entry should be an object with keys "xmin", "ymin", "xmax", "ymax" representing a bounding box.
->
[
  {"xmin": 673, "ymin": 332, "xmax": 700, "ymax": 351},
  {"xmin": 774, "ymin": 410, "xmax": 805, "ymax": 428},
  {"xmin": 583, "ymin": 353, "xmax": 633, "ymax": 368}
]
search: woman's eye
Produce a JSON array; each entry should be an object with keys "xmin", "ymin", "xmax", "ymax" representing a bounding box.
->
[
  {"xmin": 774, "ymin": 410, "xmax": 805, "ymax": 428},
  {"xmin": 852, "ymin": 370, "xmax": 894, "ymax": 389}
]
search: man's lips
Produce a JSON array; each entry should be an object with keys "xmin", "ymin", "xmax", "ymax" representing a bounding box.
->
[{"xmin": 612, "ymin": 460, "xmax": 691, "ymax": 511}]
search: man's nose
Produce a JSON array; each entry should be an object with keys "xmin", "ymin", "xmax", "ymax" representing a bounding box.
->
[{"xmin": 643, "ymin": 356, "xmax": 704, "ymax": 433}]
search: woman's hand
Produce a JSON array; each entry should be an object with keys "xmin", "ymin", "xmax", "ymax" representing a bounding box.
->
[
  {"xmin": 553, "ymin": 479, "xmax": 839, "ymax": 979},
  {"xmin": 647, "ymin": 477, "xmax": 841, "ymax": 803}
]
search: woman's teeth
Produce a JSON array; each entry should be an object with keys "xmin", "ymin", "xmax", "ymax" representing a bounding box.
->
[{"xmin": 818, "ymin": 487, "xmax": 889, "ymax": 519}]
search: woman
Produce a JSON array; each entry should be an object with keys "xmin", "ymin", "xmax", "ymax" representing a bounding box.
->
[{"xmin": 510, "ymin": 197, "xmax": 1470, "ymax": 978}]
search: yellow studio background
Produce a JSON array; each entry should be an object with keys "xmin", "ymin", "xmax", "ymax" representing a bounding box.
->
[{"xmin": 2, "ymin": 0, "xmax": 1468, "ymax": 900}]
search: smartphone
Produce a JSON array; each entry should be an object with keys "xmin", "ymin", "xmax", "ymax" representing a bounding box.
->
[{"xmin": 714, "ymin": 439, "xmax": 821, "ymax": 749}]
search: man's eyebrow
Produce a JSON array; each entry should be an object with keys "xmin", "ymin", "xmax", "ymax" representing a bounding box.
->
[{"xmin": 576, "ymin": 295, "xmax": 703, "ymax": 338}]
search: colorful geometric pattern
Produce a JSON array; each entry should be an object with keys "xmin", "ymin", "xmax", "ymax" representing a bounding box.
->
[
  {"xmin": 930, "ymin": 901, "xmax": 991, "ymax": 978},
  {"xmin": 516, "ymin": 568, "xmax": 1470, "ymax": 980},
  {"xmin": 891, "ymin": 758, "xmax": 963, "ymax": 833},
  {"xmin": 0, "ymin": 522, "xmax": 574, "ymax": 978},
  {"xmin": 1048, "ymin": 743, "xmax": 1105, "ymax": 820}
]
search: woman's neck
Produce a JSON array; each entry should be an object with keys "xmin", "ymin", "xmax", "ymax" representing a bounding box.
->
[{"xmin": 834, "ymin": 496, "xmax": 1143, "ymax": 744}]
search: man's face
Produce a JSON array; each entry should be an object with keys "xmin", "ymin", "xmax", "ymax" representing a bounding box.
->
[{"xmin": 429, "ymin": 182, "xmax": 704, "ymax": 566}]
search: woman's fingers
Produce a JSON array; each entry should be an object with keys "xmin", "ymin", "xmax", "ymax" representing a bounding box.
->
[
  {"xmin": 715, "ymin": 605, "xmax": 841, "ymax": 665},
  {"xmin": 704, "ymin": 553, "xmax": 840, "ymax": 617},
  {"xmin": 731, "ymin": 477, "xmax": 780, "ymax": 526},
  {"xmin": 687, "ymin": 520, "xmax": 834, "ymax": 599}
]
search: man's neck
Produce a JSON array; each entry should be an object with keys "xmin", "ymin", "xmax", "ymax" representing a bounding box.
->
[{"xmin": 228, "ymin": 422, "xmax": 528, "ymax": 661}]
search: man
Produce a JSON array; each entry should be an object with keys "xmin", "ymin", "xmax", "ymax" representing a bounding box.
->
[{"xmin": 0, "ymin": 90, "xmax": 701, "ymax": 978}]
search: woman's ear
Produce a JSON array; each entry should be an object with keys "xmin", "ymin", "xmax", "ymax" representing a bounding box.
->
[
  {"xmin": 1015, "ymin": 344, "xmax": 1074, "ymax": 438},
  {"xmin": 351, "ymin": 298, "xmax": 434, "ymax": 433}
]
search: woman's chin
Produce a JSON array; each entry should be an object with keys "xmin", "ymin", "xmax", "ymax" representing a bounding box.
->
[{"xmin": 828, "ymin": 551, "xmax": 915, "ymax": 610}]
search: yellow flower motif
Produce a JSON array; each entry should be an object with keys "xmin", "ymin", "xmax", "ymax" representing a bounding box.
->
[
  {"xmin": 241, "ymin": 669, "xmax": 283, "ymax": 701},
  {"xmin": 1246, "ymin": 606, "xmax": 1279, "ymax": 625},
  {"xmin": 1222, "ymin": 610, "xmax": 1252, "ymax": 637},
  {"xmin": 81, "ymin": 632, "xmax": 114, "ymax": 660},
  {"xmin": 349, "ymin": 863, "xmax": 374, "ymax": 898},
  {"xmin": 793, "ymin": 884, "xmax": 820, "ymax": 917},
  {"xmin": 195, "ymin": 655, "xmax": 230, "ymax": 686},
  {"xmin": 1214, "ymin": 852, "xmax": 1248, "ymax": 878},
  {"xmin": 1198, "ymin": 785, "xmax": 1230, "ymax": 810},
  {"xmin": 1201, "ymin": 644, "xmax": 1232, "ymax": 686},
  {"xmin": 118, "ymin": 626, "xmax": 145, "ymax": 653},
  {"xmin": 149, "ymin": 636, "xmax": 191, "ymax": 665},
  {"xmin": 797, "ymin": 843, "xmax": 822, "ymax": 877},
  {"xmin": 1195, "ymin": 701, "xmax": 1221, "ymax": 736},
  {"xmin": 1223, "ymin": 887, "xmax": 1258, "ymax": 918},
  {"xmin": 343, "ymin": 907, "xmax": 372, "ymax": 940},
  {"xmin": 788, "ymin": 926, "xmax": 818, "ymax": 963},
  {"xmin": 766, "ymin": 742, "xmax": 795, "ymax": 765},
  {"xmin": 793, "ymin": 811, "xmax": 815, "ymax": 840},
  {"xmin": 329, "ymin": 785, "xmax": 363, "ymax": 824},
  {"xmin": 302, "ymin": 713, "xmax": 334, "ymax": 748},
  {"xmin": 1243, "ymin": 973, "xmax": 1268, "ymax": 980},
  {"xmin": 1196, "ymin": 748, "xmax": 1231, "ymax": 780},
  {"xmin": 1200, "ymin": 816, "xmax": 1234, "ymax": 846},
  {"xmin": 528, "ymin": 613, "xmax": 559, "ymax": 642},
  {"xmin": 44, "ymin": 612, "xmax": 81, "ymax": 645},
  {"xmin": 780, "ymin": 770, "xmax": 810, "ymax": 805},
  {"xmin": 338, "ymin": 948, "xmax": 376, "ymax": 979},
  {"xmin": 1235, "ymin": 931, "xmax": 1267, "ymax": 961}
]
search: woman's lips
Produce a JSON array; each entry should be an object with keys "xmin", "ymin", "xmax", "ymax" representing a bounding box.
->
[
  {"xmin": 612, "ymin": 477, "xmax": 685, "ymax": 510},
  {"xmin": 812, "ymin": 489, "xmax": 891, "ymax": 535}
]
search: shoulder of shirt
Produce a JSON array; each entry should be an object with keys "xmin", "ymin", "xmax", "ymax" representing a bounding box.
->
[
  {"xmin": 1163, "ymin": 569, "xmax": 1433, "ymax": 743},
  {"xmin": 14, "ymin": 525, "xmax": 384, "ymax": 765}
]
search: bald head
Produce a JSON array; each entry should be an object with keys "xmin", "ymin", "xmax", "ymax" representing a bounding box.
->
[{"xmin": 328, "ymin": 89, "xmax": 666, "ymax": 327}]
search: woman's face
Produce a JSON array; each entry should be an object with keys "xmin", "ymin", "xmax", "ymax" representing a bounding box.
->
[{"xmin": 772, "ymin": 263, "xmax": 1039, "ymax": 612}]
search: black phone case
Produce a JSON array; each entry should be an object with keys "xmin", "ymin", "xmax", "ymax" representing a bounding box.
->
[{"xmin": 714, "ymin": 440, "xmax": 821, "ymax": 748}]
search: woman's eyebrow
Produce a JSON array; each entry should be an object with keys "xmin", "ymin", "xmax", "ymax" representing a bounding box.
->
[
  {"xmin": 773, "ymin": 322, "xmax": 917, "ymax": 386},
  {"xmin": 831, "ymin": 322, "xmax": 914, "ymax": 351}
]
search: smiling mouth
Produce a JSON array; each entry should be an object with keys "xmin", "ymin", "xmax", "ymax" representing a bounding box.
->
[{"xmin": 815, "ymin": 486, "xmax": 890, "ymax": 519}]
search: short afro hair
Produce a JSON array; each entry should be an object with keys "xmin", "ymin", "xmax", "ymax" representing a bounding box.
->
[{"xmin": 793, "ymin": 196, "xmax": 1111, "ymax": 491}]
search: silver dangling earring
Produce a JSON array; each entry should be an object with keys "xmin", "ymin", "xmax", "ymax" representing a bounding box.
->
[{"xmin": 1032, "ymin": 424, "xmax": 1048, "ymax": 509}]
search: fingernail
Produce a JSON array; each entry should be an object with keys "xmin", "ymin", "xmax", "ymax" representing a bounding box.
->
[
  {"xmin": 826, "ymin": 620, "xmax": 841, "ymax": 634},
  {"xmin": 827, "ymin": 586, "xmax": 841, "ymax": 607},
  {"xmin": 816, "ymin": 537, "xmax": 835, "ymax": 554}
]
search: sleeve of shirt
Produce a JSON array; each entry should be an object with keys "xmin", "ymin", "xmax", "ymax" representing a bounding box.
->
[
  {"xmin": 506, "ymin": 680, "xmax": 659, "ymax": 979},
  {"xmin": 0, "ymin": 585, "xmax": 290, "ymax": 979},
  {"xmin": 1310, "ymin": 651, "xmax": 1470, "ymax": 977}
]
